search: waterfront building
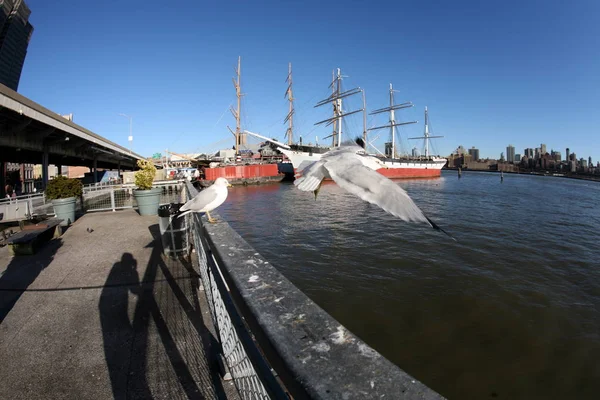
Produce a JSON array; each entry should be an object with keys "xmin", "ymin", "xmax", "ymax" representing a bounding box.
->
[
  {"xmin": 468, "ymin": 146, "xmax": 479, "ymax": 161},
  {"xmin": 581, "ymin": 158, "xmax": 587, "ymax": 168},
  {"xmin": 506, "ymin": 145, "xmax": 515, "ymax": 163},
  {"xmin": 589, "ymin": 156, "xmax": 592, "ymax": 166},
  {"xmin": 540, "ymin": 143, "xmax": 547, "ymax": 155},
  {"xmin": 0, "ymin": 0, "xmax": 34, "ymax": 91},
  {"xmin": 566, "ymin": 148, "xmax": 570, "ymax": 162},
  {"xmin": 515, "ymin": 154, "xmax": 521, "ymax": 162},
  {"xmin": 551, "ymin": 150, "xmax": 561, "ymax": 162}
]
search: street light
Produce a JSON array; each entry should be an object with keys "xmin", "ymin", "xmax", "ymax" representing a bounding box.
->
[{"xmin": 119, "ymin": 113, "xmax": 133, "ymax": 154}]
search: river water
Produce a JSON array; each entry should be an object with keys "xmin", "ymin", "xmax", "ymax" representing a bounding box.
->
[{"xmin": 217, "ymin": 170, "xmax": 600, "ymax": 399}]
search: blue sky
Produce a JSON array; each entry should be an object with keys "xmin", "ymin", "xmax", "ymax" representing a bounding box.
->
[{"xmin": 20, "ymin": 0, "xmax": 600, "ymax": 161}]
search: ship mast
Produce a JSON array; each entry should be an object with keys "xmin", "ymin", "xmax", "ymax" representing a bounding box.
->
[
  {"xmin": 227, "ymin": 56, "xmax": 243, "ymax": 156},
  {"xmin": 314, "ymin": 68, "xmax": 363, "ymax": 147},
  {"xmin": 368, "ymin": 83, "xmax": 416, "ymax": 159},
  {"xmin": 408, "ymin": 107, "xmax": 444, "ymax": 158},
  {"xmin": 284, "ymin": 62, "xmax": 294, "ymax": 146}
]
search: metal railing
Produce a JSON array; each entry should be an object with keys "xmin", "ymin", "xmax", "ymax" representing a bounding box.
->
[
  {"xmin": 83, "ymin": 180, "xmax": 185, "ymax": 212},
  {"xmin": 0, "ymin": 193, "xmax": 46, "ymax": 221},
  {"xmin": 184, "ymin": 182, "xmax": 444, "ymax": 400}
]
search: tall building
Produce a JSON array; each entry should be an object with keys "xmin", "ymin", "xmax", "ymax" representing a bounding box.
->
[
  {"xmin": 524, "ymin": 148, "xmax": 534, "ymax": 159},
  {"xmin": 468, "ymin": 146, "xmax": 479, "ymax": 161},
  {"xmin": 0, "ymin": 0, "xmax": 33, "ymax": 91},
  {"xmin": 589, "ymin": 156, "xmax": 592, "ymax": 166},
  {"xmin": 566, "ymin": 148, "xmax": 569, "ymax": 162},
  {"xmin": 540, "ymin": 143, "xmax": 547, "ymax": 155},
  {"xmin": 515, "ymin": 154, "xmax": 521, "ymax": 162},
  {"xmin": 506, "ymin": 144, "xmax": 515, "ymax": 163}
]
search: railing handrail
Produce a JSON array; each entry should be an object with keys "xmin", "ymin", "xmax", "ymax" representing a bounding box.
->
[
  {"xmin": 185, "ymin": 182, "xmax": 444, "ymax": 399},
  {"xmin": 82, "ymin": 179, "xmax": 185, "ymax": 193},
  {"xmin": 0, "ymin": 192, "xmax": 45, "ymax": 205}
]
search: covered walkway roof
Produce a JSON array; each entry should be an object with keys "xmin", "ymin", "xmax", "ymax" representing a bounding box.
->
[{"xmin": 0, "ymin": 83, "xmax": 143, "ymax": 170}]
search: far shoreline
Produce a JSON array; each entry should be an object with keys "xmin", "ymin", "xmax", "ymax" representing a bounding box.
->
[{"xmin": 443, "ymin": 168, "xmax": 600, "ymax": 183}]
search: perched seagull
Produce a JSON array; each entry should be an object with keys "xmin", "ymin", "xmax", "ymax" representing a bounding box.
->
[
  {"xmin": 178, "ymin": 177, "xmax": 232, "ymax": 223},
  {"xmin": 294, "ymin": 145, "xmax": 455, "ymax": 240}
]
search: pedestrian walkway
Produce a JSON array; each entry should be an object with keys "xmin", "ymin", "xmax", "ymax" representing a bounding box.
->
[{"xmin": 0, "ymin": 209, "xmax": 235, "ymax": 399}]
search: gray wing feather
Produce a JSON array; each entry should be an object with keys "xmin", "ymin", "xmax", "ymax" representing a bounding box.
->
[
  {"xmin": 294, "ymin": 160, "xmax": 328, "ymax": 192},
  {"xmin": 323, "ymin": 154, "xmax": 429, "ymax": 224},
  {"xmin": 180, "ymin": 187, "xmax": 218, "ymax": 212}
]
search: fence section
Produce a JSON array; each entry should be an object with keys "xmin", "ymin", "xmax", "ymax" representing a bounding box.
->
[{"xmin": 83, "ymin": 180, "xmax": 184, "ymax": 212}]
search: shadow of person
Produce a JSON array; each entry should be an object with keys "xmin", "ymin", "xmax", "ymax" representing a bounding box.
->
[
  {"xmin": 99, "ymin": 252, "xmax": 151, "ymax": 400},
  {"xmin": 0, "ymin": 239, "xmax": 62, "ymax": 324}
]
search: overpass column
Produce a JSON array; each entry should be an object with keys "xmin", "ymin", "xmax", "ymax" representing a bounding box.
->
[
  {"xmin": 42, "ymin": 146, "xmax": 49, "ymax": 190},
  {"xmin": 57, "ymin": 164, "xmax": 62, "ymax": 177},
  {"xmin": 117, "ymin": 161, "xmax": 121, "ymax": 183},
  {"xmin": 93, "ymin": 156, "xmax": 98, "ymax": 183},
  {"xmin": 0, "ymin": 162, "xmax": 5, "ymax": 198}
]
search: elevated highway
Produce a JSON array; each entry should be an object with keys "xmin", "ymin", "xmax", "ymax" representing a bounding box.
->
[{"xmin": 0, "ymin": 83, "xmax": 144, "ymax": 190}]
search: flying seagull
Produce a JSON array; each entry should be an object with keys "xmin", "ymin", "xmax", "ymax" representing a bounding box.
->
[
  {"xmin": 178, "ymin": 177, "xmax": 232, "ymax": 222},
  {"xmin": 294, "ymin": 145, "xmax": 455, "ymax": 240}
]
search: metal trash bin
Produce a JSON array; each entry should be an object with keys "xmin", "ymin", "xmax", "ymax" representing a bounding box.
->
[{"xmin": 158, "ymin": 203, "xmax": 190, "ymax": 258}]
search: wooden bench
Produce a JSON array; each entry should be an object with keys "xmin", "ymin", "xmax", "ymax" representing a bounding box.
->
[{"xmin": 7, "ymin": 219, "xmax": 64, "ymax": 256}]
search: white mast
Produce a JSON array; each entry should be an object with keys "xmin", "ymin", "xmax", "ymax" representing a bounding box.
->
[
  {"xmin": 314, "ymin": 69, "xmax": 363, "ymax": 147},
  {"xmin": 389, "ymin": 84, "xmax": 396, "ymax": 158},
  {"xmin": 424, "ymin": 106, "xmax": 429, "ymax": 157},
  {"xmin": 335, "ymin": 68, "xmax": 342, "ymax": 147},
  {"xmin": 368, "ymin": 83, "xmax": 416, "ymax": 159},
  {"xmin": 408, "ymin": 107, "xmax": 444, "ymax": 159},
  {"xmin": 284, "ymin": 62, "xmax": 294, "ymax": 146},
  {"xmin": 227, "ymin": 56, "xmax": 243, "ymax": 156}
]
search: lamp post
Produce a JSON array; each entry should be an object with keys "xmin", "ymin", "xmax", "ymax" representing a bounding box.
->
[{"xmin": 119, "ymin": 113, "xmax": 133, "ymax": 154}]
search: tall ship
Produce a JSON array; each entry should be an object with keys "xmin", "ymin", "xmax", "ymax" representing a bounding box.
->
[
  {"xmin": 368, "ymin": 84, "xmax": 447, "ymax": 178},
  {"xmin": 253, "ymin": 67, "xmax": 446, "ymax": 178}
]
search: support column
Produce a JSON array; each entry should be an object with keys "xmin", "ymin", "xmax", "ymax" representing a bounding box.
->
[
  {"xmin": 42, "ymin": 146, "xmax": 49, "ymax": 190},
  {"xmin": 117, "ymin": 161, "xmax": 121, "ymax": 183},
  {"xmin": 93, "ymin": 156, "xmax": 98, "ymax": 183},
  {"xmin": 57, "ymin": 164, "xmax": 62, "ymax": 177},
  {"xmin": 0, "ymin": 161, "xmax": 5, "ymax": 198}
]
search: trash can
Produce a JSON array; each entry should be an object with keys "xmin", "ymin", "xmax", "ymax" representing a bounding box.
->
[{"xmin": 158, "ymin": 203, "xmax": 190, "ymax": 258}]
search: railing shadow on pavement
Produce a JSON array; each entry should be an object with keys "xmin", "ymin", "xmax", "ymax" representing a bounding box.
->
[
  {"xmin": 99, "ymin": 224, "xmax": 229, "ymax": 399},
  {"xmin": 0, "ymin": 239, "xmax": 63, "ymax": 324}
]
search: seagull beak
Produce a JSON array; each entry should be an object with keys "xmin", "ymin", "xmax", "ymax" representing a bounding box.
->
[{"xmin": 228, "ymin": 184, "xmax": 233, "ymax": 187}]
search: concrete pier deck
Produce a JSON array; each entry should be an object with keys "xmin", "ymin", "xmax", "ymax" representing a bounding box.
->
[{"xmin": 0, "ymin": 209, "xmax": 234, "ymax": 399}]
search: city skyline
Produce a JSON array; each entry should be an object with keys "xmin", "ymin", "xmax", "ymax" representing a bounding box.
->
[{"xmin": 16, "ymin": 1, "xmax": 600, "ymax": 161}]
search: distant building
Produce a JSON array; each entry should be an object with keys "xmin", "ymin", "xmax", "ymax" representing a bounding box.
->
[
  {"xmin": 534, "ymin": 148, "xmax": 541, "ymax": 160},
  {"xmin": 566, "ymin": 148, "xmax": 570, "ymax": 162},
  {"xmin": 589, "ymin": 156, "xmax": 592, "ymax": 166},
  {"xmin": 506, "ymin": 145, "xmax": 515, "ymax": 163},
  {"xmin": 411, "ymin": 147, "xmax": 419, "ymax": 157},
  {"xmin": 524, "ymin": 148, "xmax": 534, "ymax": 159},
  {"xmin": 500, "ymin": 152, "xmax": 505, "ymax": 162},
  {"xmin": 570, "ymin": 152, "xmax": 576, "ymax": 162},
  {"xmin": 0, "ymin": 0, "xmax": 34, "ymax": 91},
  {"xmin": 468, "ymin": 146, "xmax": 479, "ymax": 161},
  {"xmin": 551, "ymin": 150, "xmax": 561, "ymax": 162},
  {"xmin": 515, "ymin": 154, "xmax": 521, "ymax": 162},
  {"xmin": 540, "ymin": 143, "xmax": 547, "ymax": 155},
  {"xmin": 456, "ymin": 145, "xmax": 467, "ymax": 155},
  {"xmin": 580, "ymin": 158, "xmax": 588, "ymax": 168}
]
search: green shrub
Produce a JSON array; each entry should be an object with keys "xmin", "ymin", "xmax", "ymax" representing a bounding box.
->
[
  {"xmin": 134, "ymin": 159, "xmax": 156, "ymax": 190},
  {"xmin": 45, "ymin": 175, "xmax": 83, "ymax": 200}
]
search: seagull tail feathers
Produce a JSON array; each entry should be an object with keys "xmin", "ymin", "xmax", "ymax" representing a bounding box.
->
[
  {"xmin": 424, "ymin": 215, "xmax": 457, "ymax": 241},
  {"xmin": 177, "ymin": 209, "xmax": 193, "ymax": 219}
]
